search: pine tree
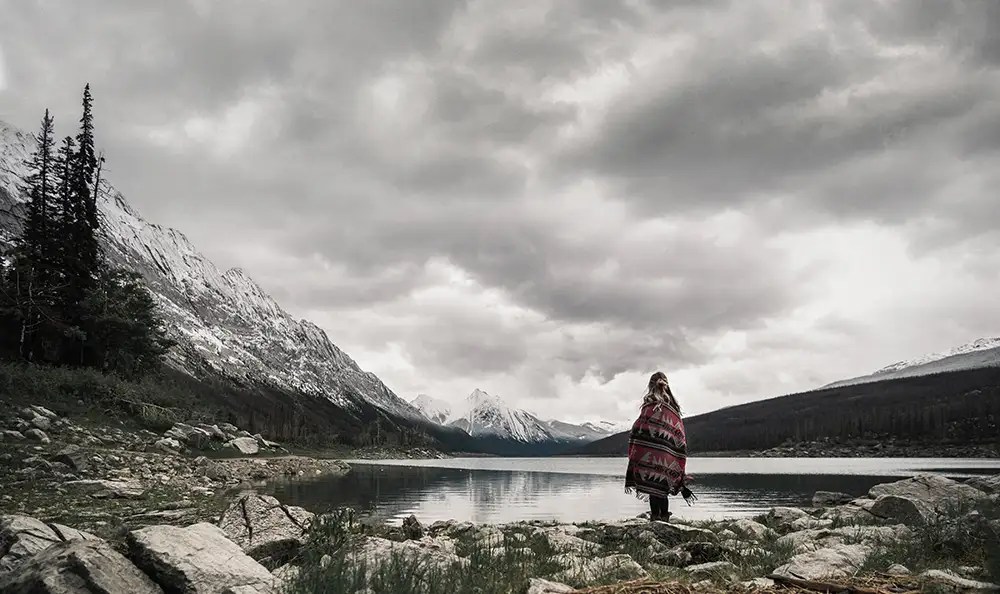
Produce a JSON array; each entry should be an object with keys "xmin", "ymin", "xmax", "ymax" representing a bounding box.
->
[{"xmin": 2, "ymin": 111, "xmax": 60, "ymax": 361}]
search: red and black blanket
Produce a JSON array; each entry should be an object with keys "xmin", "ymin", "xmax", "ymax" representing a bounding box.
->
[{"xmin": 625, "ymin": 400, "xmax": 690, "ymax": 499}]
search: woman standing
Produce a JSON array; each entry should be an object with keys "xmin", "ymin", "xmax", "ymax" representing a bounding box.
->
[{"xmin": 625, "ymin": 371, "xmax": 694, "ymax": 521}]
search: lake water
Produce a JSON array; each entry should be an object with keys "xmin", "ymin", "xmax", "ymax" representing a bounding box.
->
[{"xmin": 264, "ymin": 457, "xmax": 1000, "ymax": 525}]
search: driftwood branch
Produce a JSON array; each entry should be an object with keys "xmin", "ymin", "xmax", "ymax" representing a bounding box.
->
[{"xmin": 766, "ymin": 574, "xmax": 920, "ymax": 594}]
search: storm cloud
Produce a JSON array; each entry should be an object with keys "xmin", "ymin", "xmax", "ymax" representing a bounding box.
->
[{"xmin": 1, "ymin": 0, "xmax": 998, "ymax": 421}]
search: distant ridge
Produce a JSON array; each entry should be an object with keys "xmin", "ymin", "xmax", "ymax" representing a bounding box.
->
[{"xmin": 825, "ymin": 337, "xmax": 1000, "ymax": 389}]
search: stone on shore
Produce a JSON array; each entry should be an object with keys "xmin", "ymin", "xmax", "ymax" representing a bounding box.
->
[
  {"xmin": 0, "ymin": 515, "xmax": 98, "ymax": 573},
  {"xmin": 402, "ymin": 514, "xmax": 424, "ymax": 540},
  {"xmin": 24, "ymin": 428, "xmax": 49, "ymax": 444},
  {"xmin": 0, "ymin": 539, "xmax": 163, "ymax": 594},
  {"xmin": 869, "ymin": 474, "xmax": 988, "ymax": 511},
  {"xmin": 527, "ymin": 578, "xmax": 575, "ymax": 594},
  {"xmin": 729, "ymin": 518, "xmax": 773, "ymax": 540},
  {"xmin": 228, "ymin": 437, "xmax": 260, "ymax": 455},
  {"xmin": 870, "ymin": 494, "xmax": 933, "ymax": 525},
  {"xmin": 686, "ymin": 561, "xmax": 739, "ymax": 582},
  {"xmin": 772, "ymin": 544, "xmax": 870, "ymax": 580},
  {"xmin": 53, "ymin": 444, "xmax": 89, "ymax": 474},
  {"xmin": 218, "ymin": 494, "xmax": 314, "ymax": 568},
  {"xmin": 965, "ymin": 474, "xmax": 1000, "ymax": 495},
  {"xmin": 812, "ymin": 491, "xmax": 854, "ymax": 507},
  {"xmin": 65, "ymin": 478, "xmax": 146, "ymax": 499},
  {"xmin": 128, "ymin": 522, "xmax": 275, "ymax": 594},
  {"xmin": 921, "ymin": 569, "xmax": 1000, "ymax": 592},
  {"xmin": 352, "ymin": 535, "xmax": 465, "ymax": 581},
  {"xmin": 552, "ymin": 553, "xmax": 647, "ymax": 583}
]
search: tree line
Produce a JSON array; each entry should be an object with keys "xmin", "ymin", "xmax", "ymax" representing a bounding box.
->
[{"xmin": 0, "ymin": 85, "xmax": 171, "ymax": 378}]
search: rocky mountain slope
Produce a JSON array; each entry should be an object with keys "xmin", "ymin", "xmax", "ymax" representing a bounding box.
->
[
  {"xmin": 410, "ymin": 389, "xmax": 618, "ymax": 444},
  {"xmin": 824, "ymin": 337, "xmax": 1000, "ymax": 389},
  {"xmin": 0, "ymin": 118, "xmax": 437, "ymax": 442}
]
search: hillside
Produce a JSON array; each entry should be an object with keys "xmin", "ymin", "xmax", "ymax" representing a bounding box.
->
[
  {"xmin": 825, "ymin": 338, "xmax": 1000, "ymax": 389},
  {"xmin": 0, "ymin": 119, "xmax": 467, "ymax": 449},
  {"xmin": 571, "ymin": 365, "xmax": 1000, "ymax": 456}
]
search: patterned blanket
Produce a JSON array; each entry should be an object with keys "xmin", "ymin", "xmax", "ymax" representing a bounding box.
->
[{"xmin": 625, "ymin": 400, "xmax": 690, "ymax": 499}]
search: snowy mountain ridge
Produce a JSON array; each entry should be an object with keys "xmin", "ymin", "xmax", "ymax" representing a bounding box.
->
[
  {"xmin": 824, "ymin": 336, "xmax": 1000, "ymax": 389},
  {"xmin": 409, "ymin": 389, "xmax": 621, "ymax": 444},
  {"xmin": 0, "ymin": 118, "xmax": 423, "ymax": 422}
]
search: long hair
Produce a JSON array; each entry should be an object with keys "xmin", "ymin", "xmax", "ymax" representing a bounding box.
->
[{"xmin": 645, "ymin": 371, "xmax": 681, "ymax": 413}]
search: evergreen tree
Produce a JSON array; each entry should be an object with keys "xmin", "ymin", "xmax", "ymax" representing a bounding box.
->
[{"xmin": 1, "ymin": 111, "xmax": 60, "ymax": 361}]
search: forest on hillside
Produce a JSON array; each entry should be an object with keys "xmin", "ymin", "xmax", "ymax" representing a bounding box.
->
[{"xmin": 573, "ymin": 366, "xmax": 1000, "ymax": 455}]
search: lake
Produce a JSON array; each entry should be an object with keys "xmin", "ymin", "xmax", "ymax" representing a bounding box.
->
[{"xmin": 264, "ymin": 457, "xmax": 1000, "ymax": 525}]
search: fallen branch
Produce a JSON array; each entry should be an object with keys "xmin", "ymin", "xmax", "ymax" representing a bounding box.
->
[{"xmin": 766, "ymin": 574, "xmax": 919, "ymax": 594}]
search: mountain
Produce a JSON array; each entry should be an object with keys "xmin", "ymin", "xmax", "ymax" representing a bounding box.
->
[
  {"xmin": 410, "ymin": 394, "xmax": 451, "ymax": 425},
  {"xmin": 410, "ymin": 389, "xmax": 622, "ymax": 445},
  {"xmin": 570, "ymin": 365, "xmax": 1000, "ymax": 456},
  {"xmin": 0, "ymin": 118, "xmax": 457, "ymax": 446},
  {"xmin": 824, "ymin": 337, "xmax": 1000, "ymax": 389}
]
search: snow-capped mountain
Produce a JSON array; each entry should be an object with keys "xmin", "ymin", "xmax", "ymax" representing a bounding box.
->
[
  {"xmin": 0, "ymin": 119, "xmax": 424, "ymax": 423},
  {"xmin": 410, "ymin": 394, "xmax": 451, "ymax": 425},
  {"xmin": 824, "ymin": 337, "xmax": 1000, "ymax": 389},
  {"xmin": 410, "ymin": 389, "xmax": 621, "ymax": 444}
]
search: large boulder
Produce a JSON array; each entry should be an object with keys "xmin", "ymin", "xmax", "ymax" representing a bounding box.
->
[
  {"xmin": 0, "ymin": 515, "xmax": 99, "ymax": 573},
  {"xmin": 0, "ymin": 430, "xmax": 25, "ymax": 442},
  {"xmin": 23, "ymin": 429, "xmax": 49, "ymax": 444},
  {"xmin": 868, "ymin": 474, "xmax": 988, "ymax": 515},
  {"xmin": 128, "ymin": 522, "xmax": 275, "ymax": 594},
  {"xmin": 552, "ymin": 554, "xmax": 647, "ymax": 583},
  {"xmin": 53, "ymin": 444, "xmax": 89, "ymax": 474},
  {"xmin": 778, "ymin": 525, "xmax": 910, "ymax": 555},
  {"xmin": 526, "ymin": 578, "xmax": 574, "ymax": 594},
  {"xmin": 218, "ymin": 494, "xmax": 314, "ymax": 568},
  {"xmin": 65, "ymin": 479, "xmax": 146, "ymax": 499},
  {"xmin": 772, "ymin": 544, "xmax": 870, "ymax": 580},
  {"xmin": 351, "ymin": 535, "xmax": 464, "ymax": 587},
  {"xmin": 0, "ymin": 539, "xmax": 163, "ymax": 594},
  {"xmin": 165, "ymin": 423, "xmax": 213, "ymax": 449},
  {"xmin": 965, "ymin": 474, "xmax": 1000, "ymax": 495},
  {"xmin": 870, "ymin": 494, "xmax": 932, "ymax": 525},
  {"xmin": 729, "ymin": 518, "xmax": 774, "ymax": 541},
  {"xmin": 228, "ymin": 437, "xmax": 260, "ymax": 455}
]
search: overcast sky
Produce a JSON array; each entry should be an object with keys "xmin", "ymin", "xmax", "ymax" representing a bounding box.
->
[{"xmin": 2, "ymin": 1, "xmax": 998, "ymax": 424}]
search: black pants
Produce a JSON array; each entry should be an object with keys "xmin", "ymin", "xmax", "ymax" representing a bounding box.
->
[{"xmin": 650, "ymin": 495, "xmax": 669, "ymax": 518}]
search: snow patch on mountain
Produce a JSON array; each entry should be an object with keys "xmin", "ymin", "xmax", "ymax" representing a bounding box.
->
[
  {"xmin": 411, "ymin": 389, "xmax": 621, "ymax": 443},
  {"xmin": 0, "ymin": 118, "xmax": 423, "ymax": 421},
  {"xmin": 824, "ymin": 337, "xmax": 1000, "ymax": 389}
]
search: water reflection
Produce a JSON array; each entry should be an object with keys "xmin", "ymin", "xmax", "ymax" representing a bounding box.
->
[{"xmin": 264, "ymin": 457, "xmax": 1000, "ymax": 525}]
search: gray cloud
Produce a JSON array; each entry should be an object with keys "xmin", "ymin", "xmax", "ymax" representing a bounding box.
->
[{"xmin": 1, "ymin": 0, "xmax": 998, "ymax": 420}]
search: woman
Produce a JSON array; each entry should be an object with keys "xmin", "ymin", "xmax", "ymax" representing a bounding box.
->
[{"xmin": 625, "ymin": 371, "xmax": 694, "ymax": 521}]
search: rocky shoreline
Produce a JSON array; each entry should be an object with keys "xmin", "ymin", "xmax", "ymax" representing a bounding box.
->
[{"xmin": 1, "ymin": 469, "xmax": 998, "ymax": 592}]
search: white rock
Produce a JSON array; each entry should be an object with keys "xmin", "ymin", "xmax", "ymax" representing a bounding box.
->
[
  {"xmin": 526, "ymin": 578, "xmax": 575, "ymax": 594},
  {"xmin": 0, "ymin": 515, "xmax": 99, "ymax": 573},
  {"xmin": 965, "ymin": 474, "xmax": 1000, "ymax": 495},
  {"xmin": 0, "ymin": 539, "xmax": 162, "ymax": 594},
  {"xmin": 544, "ymin": 531, "xmax": 599, "ymax": 555},
  {"xmin": 869, "ymin": 475, "xmax": 988, "ymax": 513},
  {"xmin": 886, "ymin": 564, "xmax": 911, "ymax": 576},
  {"xmin": 228, "ymin": 437, "xmax": 260, "ymax": 455},
  {"xmin": 65, "ymin": 479, "xmax": 146, "ymax": 499},
  {"xmin": 686, "ymin": 561, "xmax": 739, "ymax": 582},
  {"xmin": 218, "ymin": 494, "xmax": 313, "ymax": 567},
  {"xmin": 742, "ymin": 577, "xmax": 776, "ymax": 589},
  {"xmin": 729, "ymin": 518, "xmax": 773, "ymax": 540},
  {"xmin": 553, "ymin": 553, "xmax": 647, "ymax": 583},
  {"xmin": 772, "ymin": 544, "xmax": 870, "ymax": 580},
  {"xmin": 128, "ymin": 523, "xmax": 275, "ymax": 594},
  {"xmin": 921, "ymin": 569, "xmax": 1000, "ymax": 591}
]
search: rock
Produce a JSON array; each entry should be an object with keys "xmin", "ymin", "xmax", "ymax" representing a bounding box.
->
[
  {"xmin": 869, "ymin": 474, "xmax": 988, "ymax": 513},
  {"xmin": 198, "ymin": 424, "xmax": 227, "ymax": 441},
  {"xmin": 966, "ymin": 474, "xmax": 1000, "ymax": 495},
  {"xmin": 0, "ymin": 515, "xmax": 100, "ymax": 572},
  {"xmin": 29, "ymin": 416, "xmax": 50, "ymax": 431},
  {"xmin": 768, "ymin": 507, "xmax": 809, "ymax": 527},
  {"xmin": 790, "ymin": 516, "xmax": 833, "ymax": 531},
  {"xmin": 228, "ymin": 437, "xmax": 260, "ymax": 455},
  {"xmin": 870, "ymin": 494, "xmax": 932, "ymax": 525},
  {"xmin": 53, "ymin": 444, "xmax": 89, "ymax": 474},
  {"xmin": 552, "ymin": 554, "xmax": 647, "ymax": 583},
  {"xmin": 921, "ymin": 569, "xmax": 1000, "ymax": 591},
  {"xmin": 402, "ymin": 514, "xmax": 424, "ymax": 540},
  {"xmin": 772, "ymin": 544, "xmax": 871, "ymax": 580},
  {"xmin": 743, "ymin": 577, "xmax": 776, "ymax": 589},
  {"xmin": 526, "ymin": 578, "xmax": 575, "ymax": 594},
  {"xmin": 28, "ymin": 405, "xmax": 58, "ymax": 420},
  {"xmin": 652, "ymin": 546, "xmax": 693, "ymax": 567},
  {"xmin": 0, "ymin": 539, "xmax": 163, "ymax": 594},
  {"xmin": 729, "ymin": 518, "xmax": 773, "ymax": 540},
  {"xmin": 812, "ymin": 491, "xmax": 855, "ymax": 507},
  {"xmin": 271, "ymin": 563, "xmax": 300, "ymax": 584},
  {"xmin": 155, "ymin": 437, "xmax": 183, "ymax": 453},
  {"xmin": 165, "ymin": 423, "xmax": 213, "ymax": 448},
  {"xmin": 352, "ymin": 536, "xmax": 464, "ymax": 582},
  {"xmin": 544, "ymin": 531, "xmax": 599, "ymax": 555},
  {"xmin": 319, "ymin": 554, "xmax": 332, "ymax": 568},
  {"xmin": 686, "ymin": 561, "xmax": 739, "ymax": 582},
  {"xmin": 220, "ymin": 423, "xmax": 240, "ymax": 433},
  {"xmin": 778, "ymin": 525, "xmax": 909, "ymax": 555},
  {"xmin": 643, "ymin": 521, "xmax": 718, "ymax": 546},
  {"xmin": 0, "ymin": 430, "xmax": 25, "ymax": 441},
  {"xmin": 218, "ymin": 494, "xmax": 314, "ymax": 568},
  {"xmin": 128, "ymin": 522, "xmax": 275, "ymax": 594},
  {"xmin": 23, "ymin": 429, "xmax": 49, "ymax": 444},
  {"xmin": 886, "ymin": 564, "xmax": 911, "ymax": 576},
  {"xmin": 65, "ymin": 479, "xmax": 146, "ymax": 499}
]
